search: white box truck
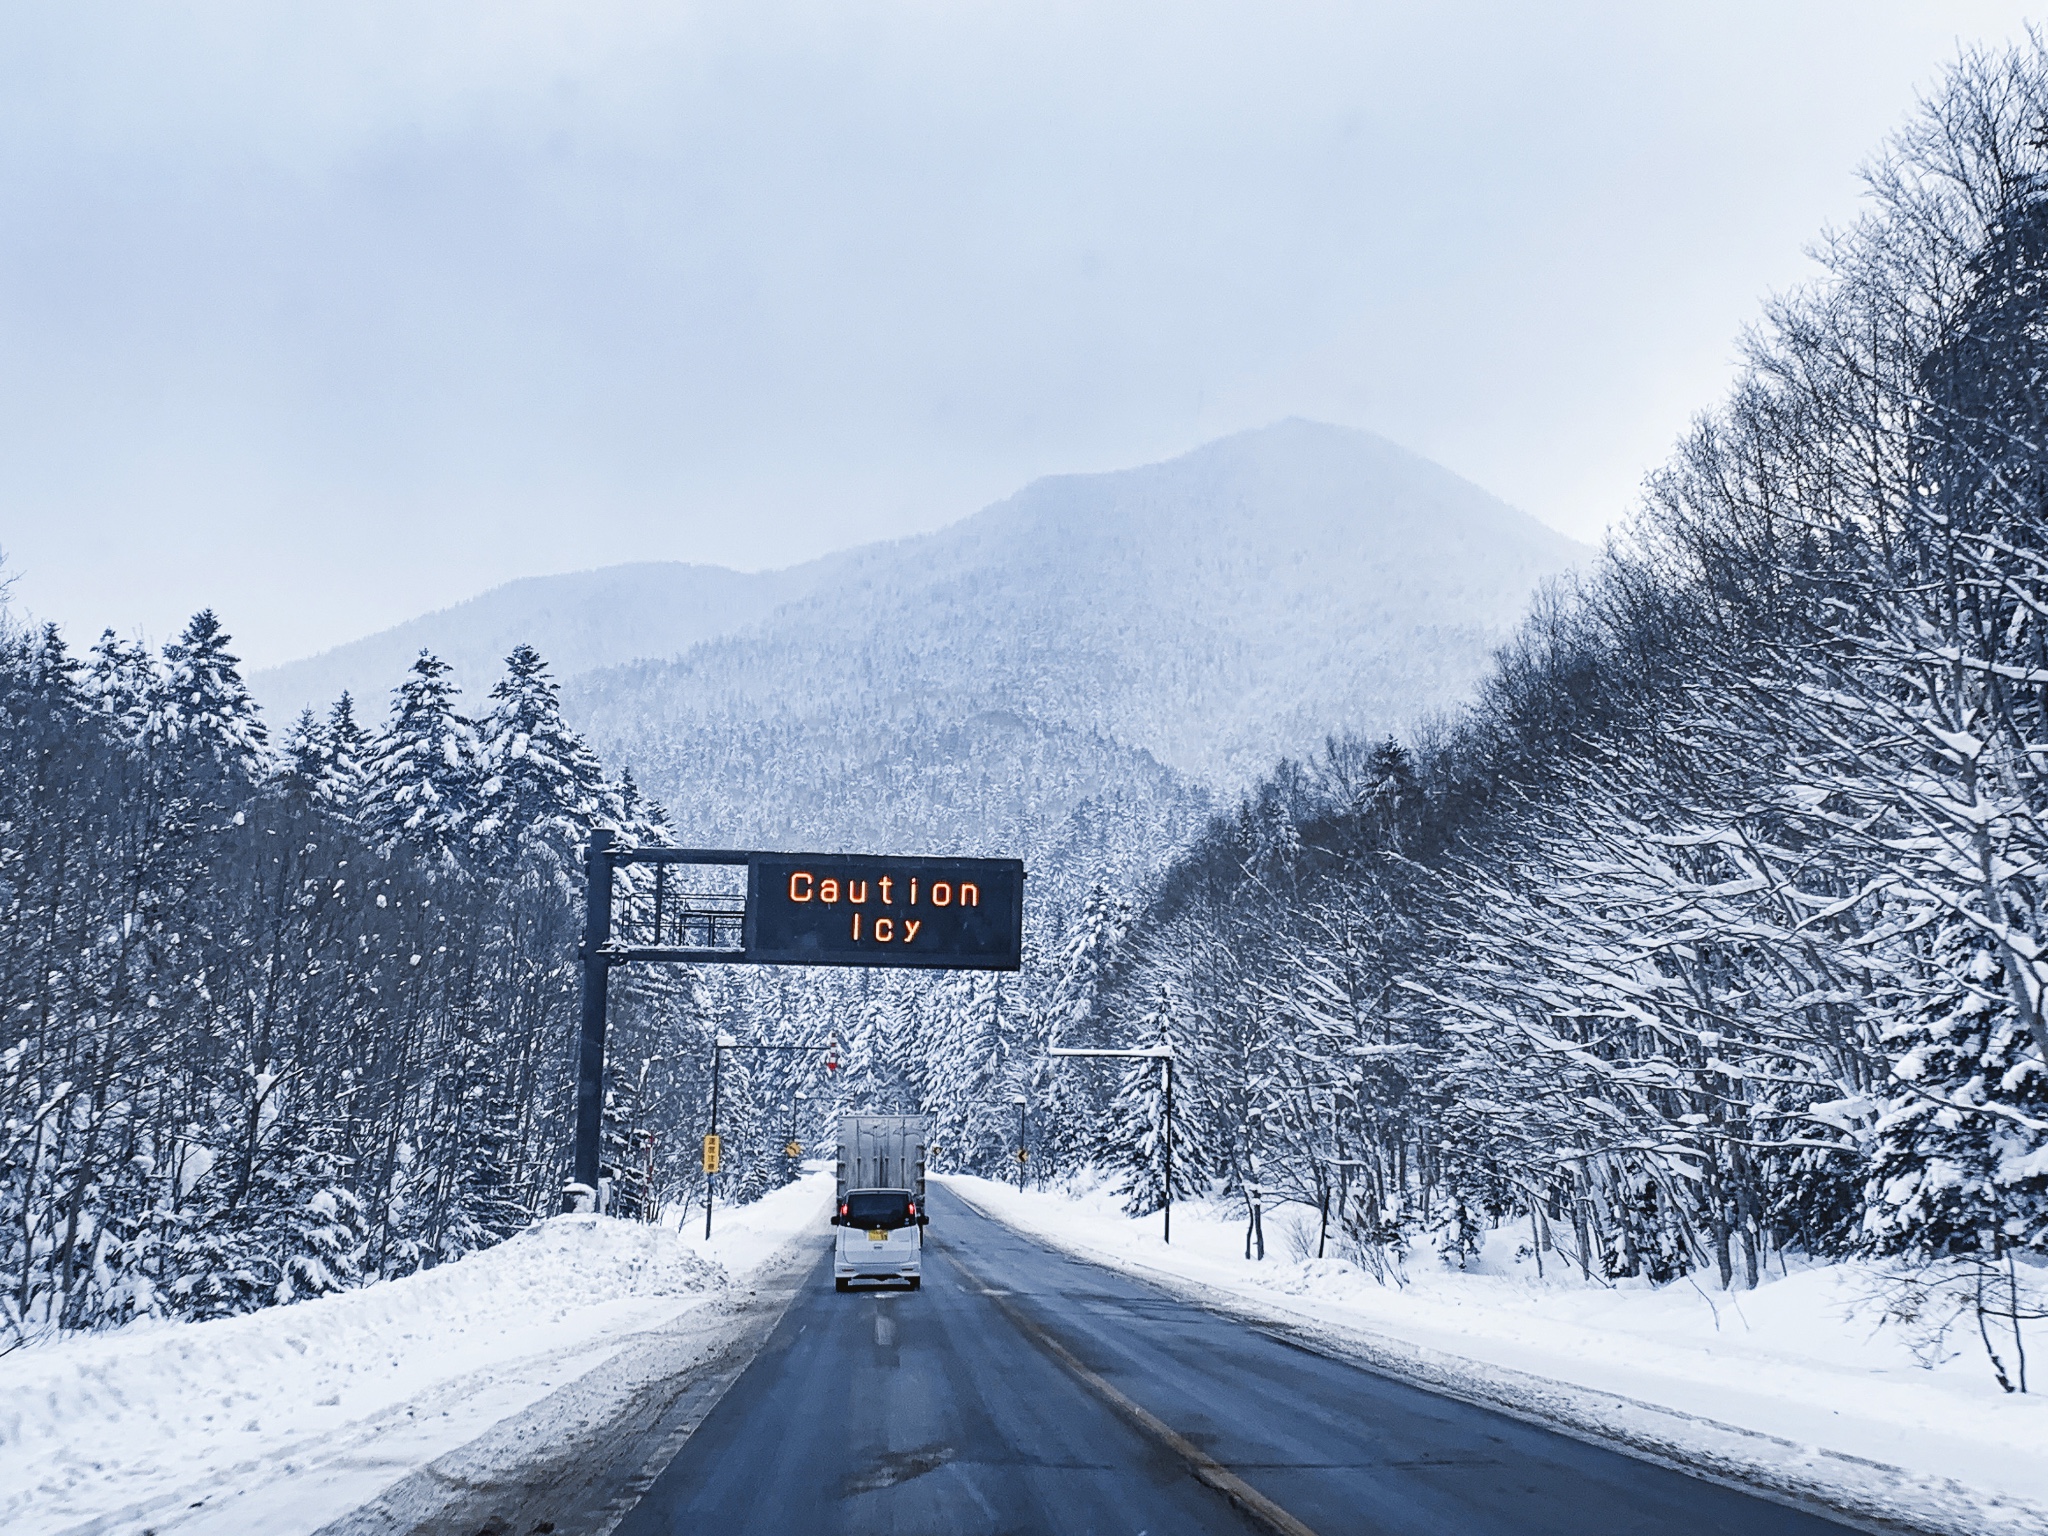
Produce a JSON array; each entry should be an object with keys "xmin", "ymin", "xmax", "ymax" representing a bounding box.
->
[{"xmin": 831, "ymin": 1114, "xmax": 928, "ymax": 1291}]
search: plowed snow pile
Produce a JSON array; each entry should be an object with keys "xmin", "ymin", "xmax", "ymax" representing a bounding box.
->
[{"xmin": 0, "ymin": 1171, "xmax": 830, "ymax": 1536}]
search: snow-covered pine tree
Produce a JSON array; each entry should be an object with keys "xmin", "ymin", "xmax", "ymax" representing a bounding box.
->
[
  {"xmin": 602, "ymin": 1055, "xmax": 662, "ymax": 1220},
  {"xmin": 167, "ymin": 1102, "xmax": 369, "ymax": 1319},
  {"xmin": 85, "ymin": 628, "xmax": 155, "ymax": 747},
  {"xmin": 835, "ymin": 973, "xmax": 888, "ymax": 1113},
  {"xmin": 617, "ymin": 765, "xmax": 676, "ymax": 845},
  {"xmin": 1865, "ymin": 920, "xmax": 2048, "ymax": 1264},
  {"xmin": 473, "ymin": 644, "xmax": 612, "ymax": 876},
  {"xmin": 946, "ymin": 976, "xmax": 1015, "ymax": 1173},
  {"xmin": 322, "ymin": 691, "xmax": 370, "ymax": 812},
  {"xmin": 156, "ymin": 609, "xmax": 267, "ymax": 782},
  {"xmin": 273, "ymin": 707, "xmax": 330, "ymax": 808},
  {"xmin": 1026, "ymin": 884, "xmax": 1130, "ymax": 1175},
  {"xmin": 358, "ymin": 651, "xmax": 480, "ymax": 864}
]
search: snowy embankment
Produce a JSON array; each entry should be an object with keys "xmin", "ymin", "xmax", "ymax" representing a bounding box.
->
[
  {"xmin": 0, "ymin": 1171, "xmax": 832, "ymax": 1536},
  {"xmin": 943, "ymin": 1173, "xmax": 2048, "ymax": 1535}
]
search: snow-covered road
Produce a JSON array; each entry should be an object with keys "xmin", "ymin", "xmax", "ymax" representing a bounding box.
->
[{"xmin": 0, "ymin": 1172, "xmax": 832, "ymax": 1536}]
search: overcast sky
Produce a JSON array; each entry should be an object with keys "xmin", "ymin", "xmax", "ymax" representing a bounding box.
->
[{"xmin": 1, "ymin": 2, "xmax": 2039, "ymax": 667}]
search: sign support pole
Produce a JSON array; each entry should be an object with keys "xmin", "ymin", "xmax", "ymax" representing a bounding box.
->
[{"xmin": 568, "ymin": 828, "xmax": 616, "ymax": 1211}]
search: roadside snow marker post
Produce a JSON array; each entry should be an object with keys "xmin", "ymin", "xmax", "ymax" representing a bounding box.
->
[
  {"xmin": 1048, "ymin": 1045, "xmax": 1175, "ymax": 1243},
  {"xmin": 566, "ymin": 840, "xmax": 1024, "ymax": 1226}
]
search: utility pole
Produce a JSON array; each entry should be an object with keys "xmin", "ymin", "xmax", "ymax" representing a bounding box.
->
[{"xmin": 1048, "ymin": 1045, "xmax": 1174, "ymax": 1243}]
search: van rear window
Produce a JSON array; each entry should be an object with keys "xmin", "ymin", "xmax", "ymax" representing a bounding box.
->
[{"xmin": 844, "ymin": 1190, "xmax": 911, "ymax": 1228}]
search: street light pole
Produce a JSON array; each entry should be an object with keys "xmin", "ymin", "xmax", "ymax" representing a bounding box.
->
[
  {"xmin": 1048, "ymin": 1045, "xmax": 1175, "ymax": 1244},
  {"xmin": 1163, "ymin": 1052, "xmax": 1174, "ymax": 1246}
]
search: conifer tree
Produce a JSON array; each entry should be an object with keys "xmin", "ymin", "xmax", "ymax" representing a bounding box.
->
[
  {"xmin": 1106, "ymin": 999, "xmax": 1200, "ymax": 1215},
  {"xmin": 1027, "ymin": 886, "xmax": 1130, "ymax": 1174},
  {"xmin": 474, "ymin": 644, "xmax": 611, "ymax": 873},
  {"xmin": 157, "ymin": 609, "xmax": 267, "ymax": 779},
  {"xmin": 168, "ymin": 1107, "xmax": 368, "ymax": 1318},
  {"xmin": 1865, "ymin": 924, "xmax": 2048, "ymax": 1262},
  {"xmin": 85, "ymin": 629, "xmax": 155, "ymax": 746},
  {"xmin": 274, "ymin": 708, "xmax": 330, "ymax": 808},
  {"xmin": 323, "ymin": 691, "xmax": 370, "ymax": 811},
  {"xmin": 359, "ymin": 651, "xmax": 480, "ymax": 863}
]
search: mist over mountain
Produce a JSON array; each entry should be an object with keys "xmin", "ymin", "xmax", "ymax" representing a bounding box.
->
[
  {"xmin": 253, "ymin": 422, "xmax": 1580, "ymax": 893},
  {"xmin": 252, "ymin": 561, "xmax": 830, "ymax": 720},
  {"xmin": 559, "ymin": 421, "xmax": 1585, "ymax": 890}
]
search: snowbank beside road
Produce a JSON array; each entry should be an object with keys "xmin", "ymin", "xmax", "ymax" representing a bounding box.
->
[
  {"xmin": 942, "ymin": 1173, "xmax": 2048, "ymax": 1535},
  {"xmin": 0, "ymin": 1170, "xmax": 832, "ymax": 1536}
]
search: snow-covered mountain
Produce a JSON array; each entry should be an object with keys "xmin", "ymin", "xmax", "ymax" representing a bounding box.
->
[{"xmin": 255, "ymin": 421, "xmax": 1583, "ymax": 886}]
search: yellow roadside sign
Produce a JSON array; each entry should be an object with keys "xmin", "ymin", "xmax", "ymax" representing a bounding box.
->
[
  {"xmin": 784, "ymin": 1140, "xmax": 802, "ymax": 1158},
  {"xmin": 702, "ymin": 1133, "xmax": 722, "ymax": 1173}
]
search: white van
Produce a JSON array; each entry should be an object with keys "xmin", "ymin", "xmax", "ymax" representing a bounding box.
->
[{"xmin": 832, "ymin": 1186, "xmax": 926, "ymax": 1290}]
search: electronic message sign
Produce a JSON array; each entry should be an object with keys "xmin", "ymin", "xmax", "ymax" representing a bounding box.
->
[
  {"xmin": 746, "ymin": 853, "xmax": 1024, "ymax": 970},
  {"xmin": 568, "ymin": 833, "xmax": 1027, "ymax": 1210}
]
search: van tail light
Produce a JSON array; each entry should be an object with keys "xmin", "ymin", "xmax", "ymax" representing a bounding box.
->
[{"xmin": 906, "ymin": 1201, "xmax": 917, "ymax": 1219}]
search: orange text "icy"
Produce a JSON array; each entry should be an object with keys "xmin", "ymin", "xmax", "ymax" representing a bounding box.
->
[{"xmin": 849, "ymin": 912, "xmax": 921, "ymax": 944}]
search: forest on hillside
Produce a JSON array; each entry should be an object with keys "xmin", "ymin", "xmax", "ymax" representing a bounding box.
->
[{"xmin": 1031, "ymin": 44, "xmax": 2048, "ymax": 1391}]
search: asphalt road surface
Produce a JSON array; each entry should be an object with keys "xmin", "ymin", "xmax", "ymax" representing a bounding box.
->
[{"xmin": 613, "ymin": 1183, "xmax": 1861, "ymax": 1536}]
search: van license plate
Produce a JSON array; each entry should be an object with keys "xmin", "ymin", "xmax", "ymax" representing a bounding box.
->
[{"xmin": 868, "ymin": 1229, "xmax": 888, "ymax": 1241}]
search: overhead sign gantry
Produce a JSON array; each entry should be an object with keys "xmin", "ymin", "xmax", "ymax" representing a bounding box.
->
[{"xmin": 568, "ymin": 830, "xmax": 1024, "ymax": 1210}]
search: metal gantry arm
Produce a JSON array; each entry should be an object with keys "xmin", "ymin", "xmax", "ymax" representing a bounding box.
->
[
  {"xmin": 1048, "ymin": 1045, "xmax": 1175, "ymax": 1244},
  {"xmin": 610, "ymin": 844, "xmax": 750, "ymax": 963}
]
